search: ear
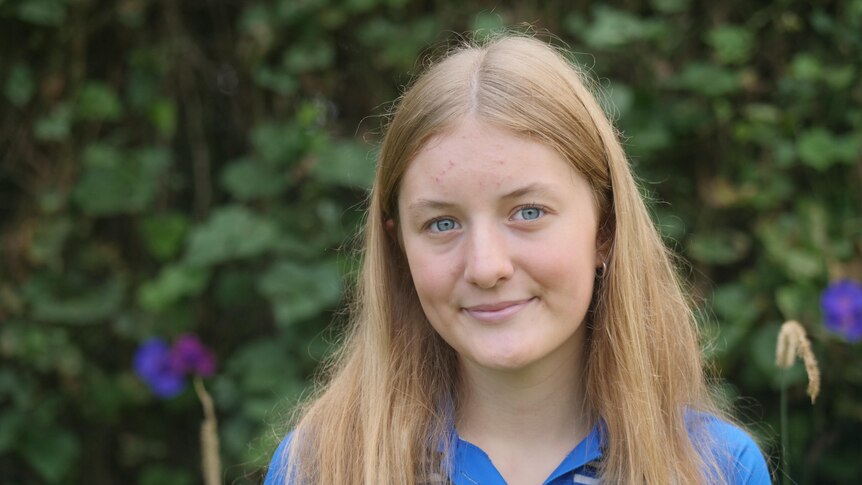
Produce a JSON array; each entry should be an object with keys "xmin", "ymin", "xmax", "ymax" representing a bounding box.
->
[
  {"xmin": 385, "ymin": 218, "xmax": 405, "ymax": 250},
  {"xmin": 595, "ymin": 247, "xmax": 608, "ymax": 269},
  {"xmin": 384, "ymin": 218, "xmax": 397, "ymax": 240},
  {"xmin": 594, "ymin": 218, "xmax": 615, "ymax": 268}
]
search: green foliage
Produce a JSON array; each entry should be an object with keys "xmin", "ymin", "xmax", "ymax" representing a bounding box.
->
[
  {"xmin": 75, "ymin": 82, "xmax": 123, "ymax": 122},
  {"xmin": 258, "ymin": 260, "xmax": 342, "ymax": 327},
  {"xmin": 184, "ymin": 206, "xmax": 280, "ymax": 266},
  {"xmin": 73, "ymin": 145, "xmax": 171, "ymax": 215},
  {"xmin": 2, "ymin": 0, "xmax": 861, "ymax": 483},
  {"xmin": 707, "ymin": 25, "xmax": 754, "ymax": 65},
  {"xmin": 15, "ymin": 0, "xmax": 67, "ymax": 26},
  {"xmin": 4, "ymin": 64, "xmax": 35, "ymax": 107}
]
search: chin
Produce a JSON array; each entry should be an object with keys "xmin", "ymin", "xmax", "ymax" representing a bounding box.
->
[{"xmin": 471, "ymin": 348, "xmax": 537, "ymax": 372}]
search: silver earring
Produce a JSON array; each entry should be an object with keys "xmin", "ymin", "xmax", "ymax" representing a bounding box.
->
[{"xmin": 597, "ymin": 261, "xmax": 608, "ymax": 278}]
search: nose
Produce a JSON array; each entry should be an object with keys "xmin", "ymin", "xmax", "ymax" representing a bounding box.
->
[{"xmin": 463, "ymin": 223, "xmax": 514, "ymax": 289}]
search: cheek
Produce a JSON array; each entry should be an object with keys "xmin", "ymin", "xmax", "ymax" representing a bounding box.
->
[
  {"xmin": 404, "ymin": 246, "xmax": 461, "ymax": 306},
  {"xmin": 524, "ymin": 229, "xmax": 597, "ymax": 291}
]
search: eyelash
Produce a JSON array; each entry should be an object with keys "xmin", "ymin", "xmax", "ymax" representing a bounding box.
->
[
  {"xmin": 423, "ymin": 203, "xmax": 549, "ymax": 233},
  {"xmin": 425, "ymin": 216, "xmax": 459, "ymax": 233},
  {"xmin": 512, "ymin": 203, "xmax": 547, "ymax": 221}
]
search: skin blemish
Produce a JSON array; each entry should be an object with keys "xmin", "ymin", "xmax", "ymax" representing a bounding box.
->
[{"xmin": 433, "ymin": 160, "xmax": 455, "ymax": 183}]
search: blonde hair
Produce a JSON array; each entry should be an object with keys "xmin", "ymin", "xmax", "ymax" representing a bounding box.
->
[{"xmin": 279, "ymin": 34, "xmax": 733, "ymax": 484}]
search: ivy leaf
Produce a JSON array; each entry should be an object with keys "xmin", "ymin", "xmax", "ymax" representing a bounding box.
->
[
  {"xmin": 148, "ymin": 98, "xmax": 177, "ymax": 138},
  {"xmin": 220, "ymin": 157, "xmax": 288, "ymax": 201},
  {"xmin": 184, "ymin": 205, "xmax": 279, "ymax": 266},
  {"xmin": 4, "ymin": 64, "xmax": 35, "ymax": 107},
  {"xmin": 138, "ymin": 466, "xmax": 195, "ymax": 485},
  {"xmin": 357, "ymin": 18, "xmax": 439, "ymax": 70},
  {"xmin": 707, "ymin": 25, "xmax": 754, "ymax": 64},
  {"xmin": 650, "ymin": 0, "xmax": 690, "ymax": 14},
  {"xmin": 790, "ymin": 54, "xmax": 822, "ymax": 81},
  {"xmin": 73, "ymin": 145, "xmax": 171, "ymax": 215},
  {"xmin": 782, "ymin": 249, "xmax": 824, "ymax": 281},
  {"xmin": 34, "ymin": 103, "xmax": 73, "ymax": 141},
  {"xmin": 471, "ymin": 12, "xmax": 506, "ymax": 40},
  {"xmin": 797, "ymin": 128, "xmax": 861, "ymax": 171},
  {"xmin": 24, "ymin": 274, "xmax": 125, "ymax": 325},
  {"xmin": 138, "ymin": 213, "xmax": 189, "ymax": 261},
  {"xmin": 17, "ymin": 0, "xmax": 67, "ymax": 26},
  {"xmin": 310, "ymin": 139, "xmax": 375, "ymax": 189},
  {"xmin": 775, "ymin": 284, "xmax": 819, "ymax": 322},
  {"xmin": 253, "ymin": 66, "xmax": 299, "ymax": 95},
  {"xmin": 75, "ymin": 82, "xmax": 123, "ymax": 121},
  {"xmin": 283, "ymin": 39, "xmax": 334, "ymax": 73},
  {"xmin": 28, "ymin": 217, "xmax": 72, "ymax": 269},
  {"xmin": 576, "ymin": 6, "xmax": 665, "ymax": 48},
  {"xmin": 250, "ymin": 122, "xmax": 306, "ymax": 165},
  {"xmin": 20, "ymin": 428, "xmax": 79, "ymax": 483},
  {"xmin": 257, "ymin": 260, "xmax": 342, "ymax": 326},
  {"xmin": 0, "ymin": 409, "xmax": 24, "ymax": 452},
  {"xmin": 671, "ymin": 63, "xmax": 740, "ymax": 96},
  {"xmin": 687, "ymin": 230, "xmax": 751, "ymax": 265},
  {"xmin": 709, "ymin": 284, "xmax": 763, "ymax": 358},
  {"xmin": 223, "ymin": 339, "xmax": 300, "ymax": 395},
  {"xmin": 137, "ymin": 264, "xmax": 209, "ymax": 311}
]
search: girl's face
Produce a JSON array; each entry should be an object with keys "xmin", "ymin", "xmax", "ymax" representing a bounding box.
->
[{"xmin": 397, "ymin": 118, "xmax": 602, "ymax": 375}]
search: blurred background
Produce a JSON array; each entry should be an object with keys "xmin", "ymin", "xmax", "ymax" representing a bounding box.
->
[{"xmin": 1, "ymin": 0, "xmax": 861, "ymax": 483}]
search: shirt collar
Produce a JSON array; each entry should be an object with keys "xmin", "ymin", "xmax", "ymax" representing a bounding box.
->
[{"xmin": 446, "ymin": 421, "xmax": 604, "ymax": 484}]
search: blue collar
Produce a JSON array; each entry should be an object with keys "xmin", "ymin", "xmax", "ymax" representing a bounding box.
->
[{"xmin": 447, "ymin": 423, "xmax": 604, "ymax": 485}]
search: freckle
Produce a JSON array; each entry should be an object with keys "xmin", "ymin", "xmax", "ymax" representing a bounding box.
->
[{"xmin": 448, "ymin": 160, "xmax": 454, "ymax": 167}]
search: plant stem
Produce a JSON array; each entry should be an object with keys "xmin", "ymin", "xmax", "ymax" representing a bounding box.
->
[
  {"xmin": 781, "ymin": 370, "xmax": 789, "ymax": 485},
  {"xmin": 194, "ymin": 377, "xmax": 222, "ymax": 485}
]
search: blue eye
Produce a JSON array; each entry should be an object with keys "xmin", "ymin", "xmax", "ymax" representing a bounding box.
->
[
  {"xmin": 514, "ymin": 206, "xmax": 544, "ymax": 221},
  {"xmin": 430, "ymin": 218, "xmax": 460, "ymax": 233}
]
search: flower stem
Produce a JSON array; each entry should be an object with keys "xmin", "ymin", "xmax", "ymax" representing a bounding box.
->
[
  {"xmin": 194, "ymin": 377, "xmax": 222, "ymax": 485},
  {"xmin": 780, "ymin": 370, "xmax": 789, "ymax": 485}
]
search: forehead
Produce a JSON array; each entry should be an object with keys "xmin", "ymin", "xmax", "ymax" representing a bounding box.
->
[{"xmin": 397, "ymin": 119, "xmax": 589, "ymax": 207}]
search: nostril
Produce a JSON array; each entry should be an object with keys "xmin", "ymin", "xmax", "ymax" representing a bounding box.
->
[{"xmin": 465, "ymin": 250, "xmax": 514, "ymax": 289}]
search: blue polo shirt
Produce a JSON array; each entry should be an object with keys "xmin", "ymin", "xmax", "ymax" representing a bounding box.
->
[
  {"xmin": 447, "ymin": 423, "xmax": 603, "ymax": 485},
  {"xmin": 264, "ymin": 416, "xmax": 770, "ymax": 484}
]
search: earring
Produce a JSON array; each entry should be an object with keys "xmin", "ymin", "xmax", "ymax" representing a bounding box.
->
[{"xmin": 597, "ymin": 261, "xmax": 608, "ymax": 278}]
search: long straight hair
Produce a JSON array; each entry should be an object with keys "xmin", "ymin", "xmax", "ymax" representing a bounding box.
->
[{"xmin": 277, "ymin": 34, "xmax": 732, "ymax": 484}]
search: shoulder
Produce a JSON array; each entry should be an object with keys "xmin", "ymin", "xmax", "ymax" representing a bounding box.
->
[
  {"xmin": 263, "ymin": 432, "xmax": 294, "ymax": 485},
  {"xmin": 693, "ymin": 414, "xmax": 772, "ymax": 485}
]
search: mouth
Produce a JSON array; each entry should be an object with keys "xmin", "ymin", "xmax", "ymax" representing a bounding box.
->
[{"xmin": 463, "ymin": 297, "xmax": 536, "ymax": 322}]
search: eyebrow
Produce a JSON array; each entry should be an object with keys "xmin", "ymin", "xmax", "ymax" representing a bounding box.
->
[
  {"xmin": 405, "ymin": 182, "xmax": 560, "ymax": 215},
  {"xmin": 500, "ymin": 182, "xmax": 559, "ymax": 201}
]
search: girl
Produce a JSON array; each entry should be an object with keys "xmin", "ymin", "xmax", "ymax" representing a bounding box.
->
[{"xmin": 264, "ymin": 34, "xmax": 770, "ymax": 485}]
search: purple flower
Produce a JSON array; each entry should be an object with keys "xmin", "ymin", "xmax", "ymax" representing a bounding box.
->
[
  {"xmin": 133, "ymin": 334, "xmax": 217, "ymax": 399},
  {"xmin": 821, "ymin": 279, "xmax": 862, "ymax": 342},
  {"xmin": 170, "ymin": 334, "xmax": 217, "ymax": 377},
  {"xmin": 133, "ymin": 338, "xmax": 186, "ymax": 398}
]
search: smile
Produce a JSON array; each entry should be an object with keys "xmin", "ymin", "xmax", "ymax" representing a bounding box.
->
[{"xmin": 463, "ymin": 297, "xmax": 536, "ymax": 323}]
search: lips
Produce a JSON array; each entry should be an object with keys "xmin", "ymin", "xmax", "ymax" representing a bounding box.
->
[{"xmin": 463, "ymin": 297, "xmax": 536, "ymax": 322}]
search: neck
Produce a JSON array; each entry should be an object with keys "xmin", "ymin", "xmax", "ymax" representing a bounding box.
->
[{"xmin": 455, "ymin": 332, "xmax": 590, "ymax": 448}]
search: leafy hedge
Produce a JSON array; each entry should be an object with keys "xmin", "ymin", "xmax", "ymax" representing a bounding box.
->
[{"xmin": 1, "ymin": 0, "xmax": 860, "ymax": 483}]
